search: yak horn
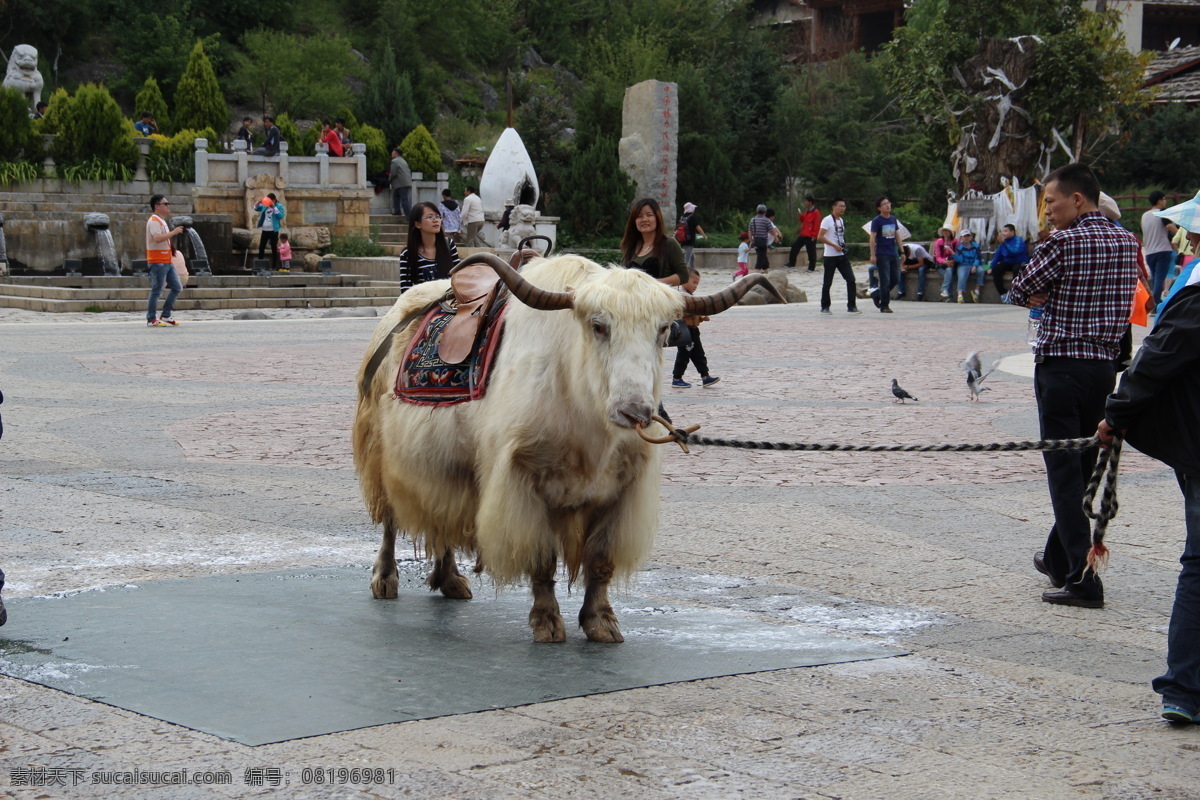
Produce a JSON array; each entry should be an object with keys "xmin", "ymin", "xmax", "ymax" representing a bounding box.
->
[
  {"xmin": 453, "ymin": 252, "xmax": 574, "ymax": 311},
  {"xmin": 683, "ymin": 273, "xmax": 786, "ymax": 315}
]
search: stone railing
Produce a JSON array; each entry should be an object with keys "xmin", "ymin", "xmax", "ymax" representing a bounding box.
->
[{"xmin": 194, "ymin": 139, "xmax": 368, "ymax": 189}]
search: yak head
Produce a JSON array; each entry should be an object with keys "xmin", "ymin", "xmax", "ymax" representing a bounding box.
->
[{"xmin": 458, "ymin": 253, "xmax": 784, "ymax": 429}]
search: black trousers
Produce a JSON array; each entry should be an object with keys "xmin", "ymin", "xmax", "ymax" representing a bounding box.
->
[
  {"xmin": 788, "ymin": 236, "xmax": 817, "ymax": 270},
  {"xmin": 992, "ymin": 261, "xmax": 1024, "ymax": 294},
  {"xmin": 673, "ymin": 325, "xmax": 709, "ymax": 380},
  {"xmin": 258, "ymin": 230, "xmax": 280, "ymax": 269},
  {"xmin": 821, "ymin": 255, "xmax": 858, "ymax": 311},
  {"xmin": 1034, "ymin": 356, "xmax": 1115, "ymax": 600}
]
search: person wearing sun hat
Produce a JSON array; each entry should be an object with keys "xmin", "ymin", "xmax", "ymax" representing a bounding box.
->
[
  {"xmin": 1153, "ymin": 190, "xmax": 1200, "ymax": 318},
  {"xmin": 1099, "ymin": 186, "xmax": 1200, "ymax": 724},
  {"xmin": 679, "ymin": 201, "xmax": 705, "ymax": 271}
]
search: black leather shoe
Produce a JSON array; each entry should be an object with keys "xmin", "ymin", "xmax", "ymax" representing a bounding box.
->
[
  {"xmin": 1041, "ymin": 589, "xmax": 1103, "ymax": 608},
  {"xmin": 1033, "ymin": 552, "xmax": 1064, "ymax": 588}
]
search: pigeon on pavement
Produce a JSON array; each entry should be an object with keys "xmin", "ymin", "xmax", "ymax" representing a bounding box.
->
[
  {"xmin": 891, "ymin": 378, "xmax": 918, "ymax": 403},
  {"xmin": 962, "ymin": 351, "xmax": 998, "ymax": 402}
]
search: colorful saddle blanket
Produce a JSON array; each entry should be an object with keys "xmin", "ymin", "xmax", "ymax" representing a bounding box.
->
[{"xmin": 394, "ymin": 301, "xmax": 508, "ymax": 406}]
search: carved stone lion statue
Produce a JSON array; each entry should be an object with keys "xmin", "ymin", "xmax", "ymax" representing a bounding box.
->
[
  {"xmin": 3, "ymin": 45, "xmax": 44, "ymax": 109},
  {"xmin": 500, "ymin": 204, "xmax": 538, "ymax": 249}
]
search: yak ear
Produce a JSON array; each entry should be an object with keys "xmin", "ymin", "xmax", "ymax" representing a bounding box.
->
[
  {"xmin": 455, "ymin": 252, "xmax": 574, "ymax": 311},
  {"xmin": 683, "ymin": 273, "xmax": 786, "ymax": 315}
]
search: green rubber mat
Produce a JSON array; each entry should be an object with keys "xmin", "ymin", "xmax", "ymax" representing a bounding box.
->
[{"xmin": 0, "ymin": 566, "xmax": 903, "ymax": 745}]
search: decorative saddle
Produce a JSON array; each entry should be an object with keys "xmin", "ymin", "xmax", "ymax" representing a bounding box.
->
[{"xmin": 393, "ymin": 262, "xmax": 509, "ymax": 406}]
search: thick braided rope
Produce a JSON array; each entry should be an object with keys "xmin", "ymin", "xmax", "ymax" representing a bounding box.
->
[
  {"xmin": 680, "ymin": 435, "xmax": 1098, "ymax": 453},
  {"xmin": 673, "ymin": 431, "xmax": 1122, "ymax": 574},
  {"xmin": 1082, "ymin": 437, "xmax": 1122, "ymax": 575}
]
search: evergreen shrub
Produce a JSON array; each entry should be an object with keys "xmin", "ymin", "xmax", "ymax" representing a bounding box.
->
[
  {"xmin": 400, "ymin": 124, "xmax": 441, "ymax": 176},
  {"xmin": 174, "ymin": 41, "xmax": 227, "ymax": 134},
  {"xmin": 134, "ymin": 77, "xmax": 172, "ymax": 136},
  {"xmin": 0, "ymin": 87, "xmax": 42, "ymax": 163},
  {"xmin": 50, "ymin": 84, "xmax": 138, "ymax": 171},
  {"xmin": 356, "ymin": 124, "xmax": 389, "ymax": 175}
]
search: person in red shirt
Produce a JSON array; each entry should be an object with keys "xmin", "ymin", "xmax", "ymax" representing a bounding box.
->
[
  {"xmin": 318, "ymin": 120, "xmax": 344, "ymax": 157},
  {"xmin": 787, "ymin": 196, "xmax": 822, "ymax": 271}
]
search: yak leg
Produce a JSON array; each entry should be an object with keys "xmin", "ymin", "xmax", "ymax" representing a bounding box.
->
[
  {"xmin": 529, "ymin": 552, "xmax": 566, "ymax": 643},
  {"xmin": 579, "ymin": 550, "xmax": 623, "ymax": 643},
  {"xmin": 428, "ymin": 548, "xmax": 472, "ymax": 599},
  {"xmin": 370, "ymin": 521, "xmax": 399, "ymax": 599}
]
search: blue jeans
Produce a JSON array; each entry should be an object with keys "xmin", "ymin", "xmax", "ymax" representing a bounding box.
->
[
  {"xmin": 941, "ymin": 265, "xmax": 957, "ymax": 298},
  {"xmin": 957, "ymin": 263, "xmax": 987, "ymax": 295},
  {"xmin": 1146, "ymin": 250, "xmax": 1175, "ymax": 305},
  {"xmin": 873, "ymin": 253, "xmax": 899, "ymax": 308},
  {"xmin": 1153, "ymin": 471, "xmax": 1200, "ymax": 715},
  {"xmin": 146, "ymin": 262, "xmax": 182, "ymax": 322}
]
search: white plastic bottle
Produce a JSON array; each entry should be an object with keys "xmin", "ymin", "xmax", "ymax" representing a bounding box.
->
[{"xmin": 1026, "ymin": 307, "xmax": 1044, "ymax": 348}]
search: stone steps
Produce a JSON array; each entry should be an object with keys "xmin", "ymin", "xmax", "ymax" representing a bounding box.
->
[
  {"xmin": 0, "ymin": 196, "xmax": 195, "ymax": 215},
  {"xmin": 0, "ymin": 293, "xmax": 396, "ymax": 313},
  {"xmin": 0, "ymin": 274, "xmax": 400, "ymax": 313}
]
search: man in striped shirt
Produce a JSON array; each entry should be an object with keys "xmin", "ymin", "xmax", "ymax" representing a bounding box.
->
[{"xmin": 1008, "ymin": 163, "xmax": 1139, "ymax": 609}]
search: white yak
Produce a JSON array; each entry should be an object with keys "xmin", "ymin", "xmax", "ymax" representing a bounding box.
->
[{"xmin": 353, "ymin": 253, "xmax": 782, "ymax": 642}]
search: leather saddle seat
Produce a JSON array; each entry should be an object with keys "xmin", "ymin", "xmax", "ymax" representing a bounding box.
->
[{"xmin": 438, "ymin": 263, "xmax": 505, "ymax": 365}]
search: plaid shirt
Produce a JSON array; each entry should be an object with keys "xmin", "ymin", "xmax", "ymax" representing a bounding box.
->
[{"xmin": 1008, "ymin": 212, "xmax": 1139, "ymax": 360}]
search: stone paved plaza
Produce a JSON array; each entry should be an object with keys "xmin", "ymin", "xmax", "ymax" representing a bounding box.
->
[{"xmin": 1, "ymin": 265, "xmax": 1198, "ymax": 799}]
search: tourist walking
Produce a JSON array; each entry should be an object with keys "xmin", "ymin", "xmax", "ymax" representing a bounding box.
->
[
  {"xmin": 1008, "ymin": 163, "xmax": 1139, "ymax": 609},
  {"xmin": 145, "ymin": 195, "xmax": 185, "ymax": 327},
  {"xmin": 868, "ymin": 196, "xmax": 903, "ymax": 313},
  {"xmin": 389, "ymin": 148, "xmax": 412, "ymax": 219},
  {"xmin": 678, "ymin": 202, "xmax": 705, "ymax": 271},
  {"xmin": 460, "ymin": 186, "xmax": 485, "ymax": 247},
  {"xmin": 817, "ymin": 198, "xmax": 860, "ymax": 314},
  {"xmin": 671, "ymin": 268, "xmax": 720, "ymax": 389},
  {"xmin": 748, "ymin": 204, "xmax": 780, "ymax": 273},
  {"xmin": 787, "ymin": 196, "xmax": 821, "ymax": 271},
  {"xmin": 1143, "ymin": 190, "xmax": 1179, "ymax": 306},
  {"xmin": 439, "ymin": 190, "xmax": 462, "ymax": 243}
]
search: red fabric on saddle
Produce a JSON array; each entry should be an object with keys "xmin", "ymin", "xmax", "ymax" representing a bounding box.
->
[{"xmin": 393, "ymin": 302, "xmax": 508, "ymax": 406}]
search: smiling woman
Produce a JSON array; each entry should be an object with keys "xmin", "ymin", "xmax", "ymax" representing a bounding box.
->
[{"xmin": 619, "ymin": 198, "xmax": 687, "ymax": 287}]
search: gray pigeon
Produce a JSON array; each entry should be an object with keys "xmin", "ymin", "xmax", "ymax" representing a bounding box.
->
[
  {"xmin": 961, "ymin": 351, "xmax": 998, "ymax": 402},
  {"xmin": 891, "ymin": 378, "xmax": 917, "ymax": 403}
]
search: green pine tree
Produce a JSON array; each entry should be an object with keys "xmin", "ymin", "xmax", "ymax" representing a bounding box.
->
[
  {"xmin": 134, "ymin": 76, "xmax": 172, "ymax": 136},
  {"xmin": 400, "ymin": 124, "xmax": 441, "ymax": 176},
  {"xmin": 357, "ymin": 42, "xmax": 421, "ymax": 148},
  {"xmin": 174, "ymin": 41, "xmax": 227, "ymax": 136}
]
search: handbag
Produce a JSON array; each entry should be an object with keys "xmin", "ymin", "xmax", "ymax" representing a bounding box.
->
[
  {"xmin": 753, "ymin": 236, "xmax": 768, "ymax": 249},
  {"xmin": 1129, "ymin": 280, "xmax": 1151, "ymax": 327}
]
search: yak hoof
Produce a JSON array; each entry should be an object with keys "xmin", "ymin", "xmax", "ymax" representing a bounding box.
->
[
  {"xmin": 436, "ymin": 573, "xmax": 473, "ymax": 600},
  {"xmin": 530, "ymin": 609, "xmax": 567, "ymax": 643},
  {"xmin": 580, "ymin": 610, "xmax": 624, "ymax": 643},
  {"xmin": 371, "ymin": 571, "xmax": 398, "ymax": 600}
]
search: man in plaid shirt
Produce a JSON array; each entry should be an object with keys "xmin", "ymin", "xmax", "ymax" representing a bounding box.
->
[{"xmin": 1008, "ymin": 163, "xmax": 1139, "ymax": 609}]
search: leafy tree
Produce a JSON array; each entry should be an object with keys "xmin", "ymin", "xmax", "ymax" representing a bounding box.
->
[
  {"xmin": 400, "ymin": 124, "xmax": 441, "ymax": 176},
  {"xmin": 113, "ymin": 12, "xmax": 207, "ymax": 102},
  {"xmin": 0, "ymin": 87, "xmax": 42, "ymax": 163},
  {"xmin": 884, "ymin": 0, "xmax": 1148, "ymax": 191},
  {"xmin": 174, "ymin": 41, "xmax": 228, "ymax": 135},
  {"xmin": 553, "ymin": 135, "xmax": 634, "ymax": 241},
  {"xmin": 51, "ymin": 84, "xmax": 138, "ymax": 169},
  {"xmin": 356, "ymin": 123, "xmax": 389, "ymax": 175},
  {"xmin": 357, "ymin": 41, "xmax": 421, "ymax": 148},
  {"xmin": 134, "ymin": 77, "xmax": 172, "ymax": 136},
  {"xmin": 36, "ymin": 87, "xmax": 70, "ymax": 135},
  {"xmin": 1100, "ymin": 104, "xmax": 1200, "ymax": 191},
  {"xmin": 231, "ymin": 29, "xmax": 362, "ymax": 120},
  {"xmin": 275, "ymin": 113, "xmax": 302, "ymax": 152}
]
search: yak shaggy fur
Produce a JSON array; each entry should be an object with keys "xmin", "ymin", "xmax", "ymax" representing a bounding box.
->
[{"xmin": 353, "ymin": 255, "xmax": 684, "ymax": 615}]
